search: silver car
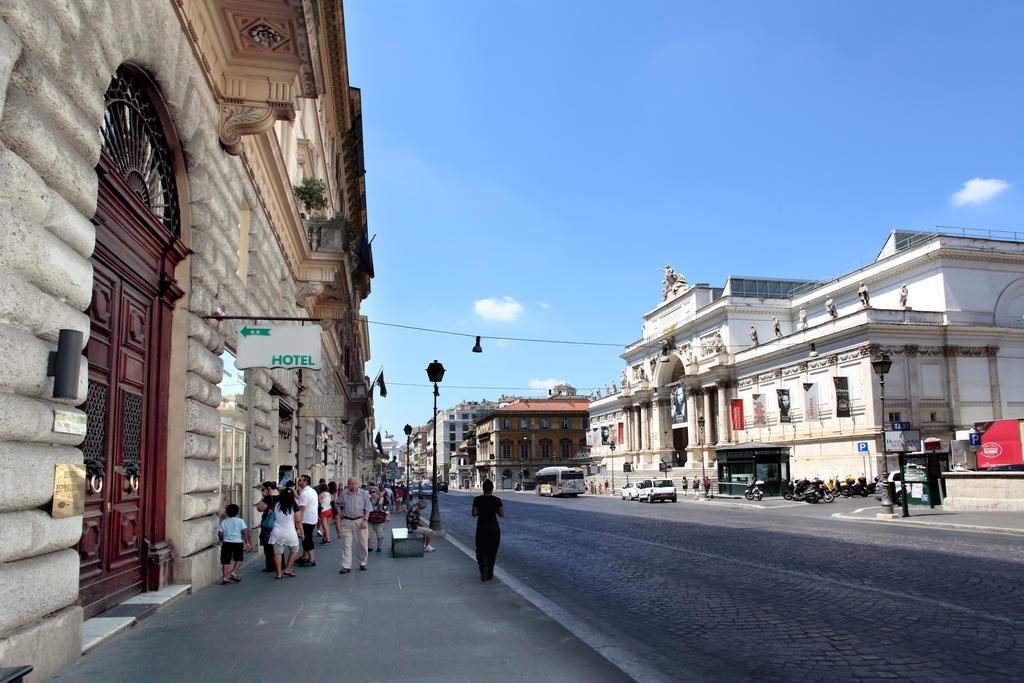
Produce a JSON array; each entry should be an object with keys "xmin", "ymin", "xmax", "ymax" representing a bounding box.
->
[{"xmin": 620, "ymin": 481, "xmax": 639, "ymax": 501}]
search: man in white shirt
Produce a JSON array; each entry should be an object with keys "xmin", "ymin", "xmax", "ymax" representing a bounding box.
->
[
  {"xmin": 296, "ymin": 475, "xmax": 319, "ymax": 567},
  {"xmin": 336, "ymin": 477, "xmax": 372, "ymax": 573}
]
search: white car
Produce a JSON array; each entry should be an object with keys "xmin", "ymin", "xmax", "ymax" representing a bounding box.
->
[{"xmin": 620, "ymin": 481, "xmax": 639, "ymax": 501}]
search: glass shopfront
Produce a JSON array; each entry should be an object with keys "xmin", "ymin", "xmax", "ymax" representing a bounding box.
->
[{"xmin": 715, "ymin": 443, "xmax": 790, "ymax": 496}]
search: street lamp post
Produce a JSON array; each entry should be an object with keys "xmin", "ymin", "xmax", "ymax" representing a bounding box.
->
[
  {"xmin": 426, "ymin": 360, "xmax": 445, "ymax": 531},
  {"xmin": 871, "ymin": 354, "xmax": 897, "ymax": 517},
  {"xmin": 697, "ymin": 415, "xmax": 708, "ymax": 500},
  {"xmin": 403, "ymin": 424, "xmax": 412, "ymax": 493}
]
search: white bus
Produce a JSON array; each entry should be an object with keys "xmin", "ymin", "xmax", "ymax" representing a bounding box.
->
[{"xmin": 534, "ymin": 466, "xmax": 586, "ymax": 497}]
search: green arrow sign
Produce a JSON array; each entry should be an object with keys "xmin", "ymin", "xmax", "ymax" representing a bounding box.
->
[{"xmin": 241, "ymin": 326, "xmax": 271, "ymax": 337}]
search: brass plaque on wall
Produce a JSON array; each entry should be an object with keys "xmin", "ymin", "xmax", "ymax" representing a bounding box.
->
[{"xmin": 52, "ymin": 463, "xmax": 86, "ymax": 518}]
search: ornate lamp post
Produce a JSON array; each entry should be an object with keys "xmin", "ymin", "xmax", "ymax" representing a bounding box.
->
[
  {"xmin": 403, "ymin": 424, "xmax": 413, "ymax": 493},
  {"xmin": 426, "ymin": 360, "xmax": 445, "ymax": 530},
  {"xmin": 871, "ymin": 354, "xmax": 896, "ymax": 516},
  {"xmin": 697, "ymin": 415, "xmax": 708, "ymax": 500}
]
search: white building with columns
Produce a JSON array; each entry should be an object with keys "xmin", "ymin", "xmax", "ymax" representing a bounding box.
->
[{"xmin": 591, "ymin": 229, "xmax": 1024, "ymax": 489}]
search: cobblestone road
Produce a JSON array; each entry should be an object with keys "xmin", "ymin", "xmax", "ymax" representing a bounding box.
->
[{"xmin": 442, "ymin": 491, "xmax": 1024, "ymax": 682}]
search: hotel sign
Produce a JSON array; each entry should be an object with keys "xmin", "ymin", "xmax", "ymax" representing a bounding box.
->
[{"xmin": 236, "ymin": 325, "xmax": 322, "ymax": 370}]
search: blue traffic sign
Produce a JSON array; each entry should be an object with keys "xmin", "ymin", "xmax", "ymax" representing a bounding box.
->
[
  {"xmin": 857, "ymin": 442, "xmax": 869, "ymax": 453},
  {"xmin": 968, "ymin": 432, "xmax": 981, "ymax": 446}
]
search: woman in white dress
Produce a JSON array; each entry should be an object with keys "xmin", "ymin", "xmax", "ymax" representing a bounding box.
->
[{"xmin": 268, "ymin": 487, "xmax": 303, "ymax": 579}]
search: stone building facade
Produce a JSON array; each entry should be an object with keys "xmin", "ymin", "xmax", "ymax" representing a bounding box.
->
[
  {"xmin": 0, "ymin": 1, "xmax": 375, "ymax": 677},
  {"xmin": 474, "ymin": 397, "xmax": 590, "ymax": 490},
  {"xmin": 591, "ymin": 230, "xmax": 1024, "ymax": 485}
]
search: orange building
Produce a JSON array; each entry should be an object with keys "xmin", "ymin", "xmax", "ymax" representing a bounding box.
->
[{"xmin": 474, "ymin": 397, "xmax": 590, "ymax": 490}]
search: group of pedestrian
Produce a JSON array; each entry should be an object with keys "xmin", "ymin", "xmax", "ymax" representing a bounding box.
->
[
  {"xmin": 691, "ymin": 475, "xmax": 712, "ymax": 498},
  {"xmin": 222, "ymin": 477, "xmax": 507, "ymax": 586}
]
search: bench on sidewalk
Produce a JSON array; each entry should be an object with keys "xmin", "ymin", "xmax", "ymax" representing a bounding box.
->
[{"xmin": 391, "ymin": 527, "xmax": 424, "ymax": 558}]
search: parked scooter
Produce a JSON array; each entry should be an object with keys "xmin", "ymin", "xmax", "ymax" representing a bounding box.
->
[
  {"xmin": 744, "ymin": 480, "xmax": 765, "ymax": 501},
  {"xmin": 784, "ymin": 478, "xmax": 819, "ymax": 503},
  {"xmin": 812, "ymin": 478, "xmax": 835, "ymax": 503}
]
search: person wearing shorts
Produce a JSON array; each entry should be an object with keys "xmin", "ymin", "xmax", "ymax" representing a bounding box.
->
[
  {"xmin": 405, "ymin": 500, "xmax": 436, "ymax": 552},
  {"xmin": 296, "ymin": 475, "xmax": 318, "ymax": 567},
  {"xmin": 217, "ymin": 503, "xmax": 249, "ymax": 584}
]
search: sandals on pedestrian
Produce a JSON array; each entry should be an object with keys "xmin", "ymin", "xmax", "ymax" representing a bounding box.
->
[
  {"xmin": 221, "ymin": 578, "xmax": 229, "ymax": 584},
  {"xmin": 229, "ymin": 575, "xmax": 241, "ymax": 583},
  {"xmin": 283, "ymin": 571, "xmax": 296, "ymax": 577}
]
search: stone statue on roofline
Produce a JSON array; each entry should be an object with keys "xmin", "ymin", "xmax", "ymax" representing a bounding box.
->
[
  {"xmin": 858, "ymin": 282, "xmax": 870, "ymax": 308},
  {"xmin": 660, "ymin": 265, "xmax": 688, "ymax": 301},
  {"xmin": 825, "ymin": 297, "xmax": 838, "ymax": 319},
  {"xmin": 749, "ymin": 326, "xmax": 758, "ymax": 346}
]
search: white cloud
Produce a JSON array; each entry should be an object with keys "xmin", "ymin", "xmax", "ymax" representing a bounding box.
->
[
  {"xmin": 537, "ymin": 301, "xmax": 551, "ymax": 309},
  {"xmin": 951, "ymin": 178, "xmax": 1010, "ymax": 206},
  {"xmin": 529, "ymin": 378, "xmax": 565, "ymax": 390},
  {"xmin": 473, "ymin": 296, "xmax": 523, "ymax": 321}
]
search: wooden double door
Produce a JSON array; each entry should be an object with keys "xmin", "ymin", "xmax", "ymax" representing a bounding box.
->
[{"xmin": 77, "ymin": 167, "xmax": 185, "ymax": 618}]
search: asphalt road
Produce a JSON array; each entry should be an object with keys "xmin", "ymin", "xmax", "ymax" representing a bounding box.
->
[{"xmin": 442, "ymin": 490, "xmax": 1024, "ymax": 682}]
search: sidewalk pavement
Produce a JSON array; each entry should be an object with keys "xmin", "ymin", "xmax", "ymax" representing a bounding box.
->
[{"xmin": 53, "ymin": 517, "xmax": 636, "ymax": 683}]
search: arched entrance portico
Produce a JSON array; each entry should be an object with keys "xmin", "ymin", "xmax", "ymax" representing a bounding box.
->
[{"xmin": 77, "ymin": 65, "xmax": 189, "ymax": 617}]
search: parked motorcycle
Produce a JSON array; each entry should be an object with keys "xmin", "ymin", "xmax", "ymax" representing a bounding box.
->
[
  {"xmin": 784, "ymin": 479, "xmax": 819, "ymax": 503},
  {"xmin": 744, "ymin": 480, "xmax": 765, "ymax": 501},
  {"xmin": 812, "ymin": 478, "xmax": 835, "ymax": 503}
]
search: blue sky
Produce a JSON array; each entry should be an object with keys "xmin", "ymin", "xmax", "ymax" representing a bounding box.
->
[{"xmin": 343, "ymin": 0, "xmax": 1023, "ymax": 438}]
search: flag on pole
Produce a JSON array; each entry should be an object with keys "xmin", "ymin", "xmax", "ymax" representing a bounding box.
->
[{"xmin": 374, "ymin": 370, "xmax": 387, "ymax": 398}]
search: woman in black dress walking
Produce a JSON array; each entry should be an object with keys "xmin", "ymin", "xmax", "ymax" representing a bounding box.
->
[{"xmin": 472, "ymin": 479, "xmax": 504, "ymax": 581}]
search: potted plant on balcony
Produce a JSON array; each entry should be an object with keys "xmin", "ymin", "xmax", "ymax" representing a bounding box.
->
[{"xmin": 293, "ymin": 177, "xmax": 328, "ymax": 249}]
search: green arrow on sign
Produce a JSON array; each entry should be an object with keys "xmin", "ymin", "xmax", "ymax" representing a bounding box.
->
[{"xmin": 241, "ymin": 326, "xmax": 271, "ymax": 337}]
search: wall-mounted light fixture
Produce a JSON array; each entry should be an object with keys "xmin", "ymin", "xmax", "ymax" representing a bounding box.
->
[{"xmin": 47, "ymin": 329, "xmax": 83, "ymax": 400}]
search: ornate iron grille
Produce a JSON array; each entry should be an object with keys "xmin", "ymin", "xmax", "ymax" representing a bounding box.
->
[
  {"xmin": 122, "ymin": 393, "xmax": 142, "ymax": 470},
  {"xmin": 100, "ymin": 67, "xmax": 180, "ymax": 236},
  {"xmin": 83, "ymin": 383, "xmax": 108, "ymax": 478}
]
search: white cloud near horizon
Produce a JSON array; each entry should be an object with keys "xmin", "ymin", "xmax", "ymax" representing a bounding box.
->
[
  {"xmin": 528, "ymin": 378, "xmax": 565, "ymax": 390},
  {"xmin": 537, "ymin": 301, "xmax": 550, "ymax": 309},
  {"xmin": 951, "ymin": 178, "xmax": 1010, "ymax": 206},
  {"xmin": 473, "ymin": 296, "xmax": 523, "ymax": 321}
]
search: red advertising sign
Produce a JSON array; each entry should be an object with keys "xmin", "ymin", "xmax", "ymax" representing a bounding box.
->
[
  {"xmin": 975, "ymin": 419, "xmax": 1023, "ymax": 468},
  {"xmin": 618, "ymin": 422, "xmax": 624, "ymax": 445},
  {"xmin": 730, "ymin": 399, "xmax": 745, "ymax": 431}
]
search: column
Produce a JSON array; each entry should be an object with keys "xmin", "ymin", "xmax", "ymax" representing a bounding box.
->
[
  {"xmin": 686, "ymin": 389, "xmax": 699, "ymax": 468},
  {"xmin": 944, "ymin": 346, "xmax": 961, "ymax": 427},
  {"xmin": 703, "ymin": 389, "xmax": 714, "ymax": 448},
  {"xmin": 904, "ymin": 345, "xmax": 921, "ymax": 427},
  {"xmin": 987, "ymin": 346, "xmax": 1003, "ymax": 420},
  {"xmin": 639, "ymin": 402, "xmax": 650, "ymax": 455},
  {"xmin": 716, "ymin": 380, "xmax": 731, "ymax": 445}
]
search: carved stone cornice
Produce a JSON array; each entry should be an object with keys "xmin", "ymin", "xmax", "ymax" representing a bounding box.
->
[
  {"xmin": 904, "ymin": 344, "xmax": 919, "ymax": 357},
  {"xmin": 737, "ymin": 376, "xmax": 755, "ymax": 388},
  {"xmin": 174, "ymin": 0, "xmax": 318, "ymax": 156},
  {"xmin": 219, "ymin": 104, "xmax": 282, "ymax": 156},
  {"xmin": 985, "ymin": 345, "xmax": 1000, "ymax": 357}
]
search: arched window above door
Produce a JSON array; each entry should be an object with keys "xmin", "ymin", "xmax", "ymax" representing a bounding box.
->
[{"xmin": 100, "ymin": 65, "xmax": 182, "ymax": 237}]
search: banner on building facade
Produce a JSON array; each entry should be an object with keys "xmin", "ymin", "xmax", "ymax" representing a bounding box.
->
[
  {"xmin": 833, "ymin": 377, "xmax": 851, "ymax": 417},
  {"xmin": 670, "ymin": 386, "xmax": 687, "ymax": 428},
  {"xmin": 777, "ymin": 389, "xmax": 792, "ymax": 423},
  {"xmin": 803, "ymin": 383, "xmax": 818, "ymax": 421},
  {"xmin": 600, "ymin": 425, "xmax": 611, "ymax": 445},
  {"xmin": 752, "ymin": 394, "xmax": 767, "ymax": 426},
  {"xmin": 730, "ymin": 399, "xmax": 745, "ymax": 431},
  {"xmin": 618, "ymin": 422, "xmax": 624, "ymax": 445}
]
